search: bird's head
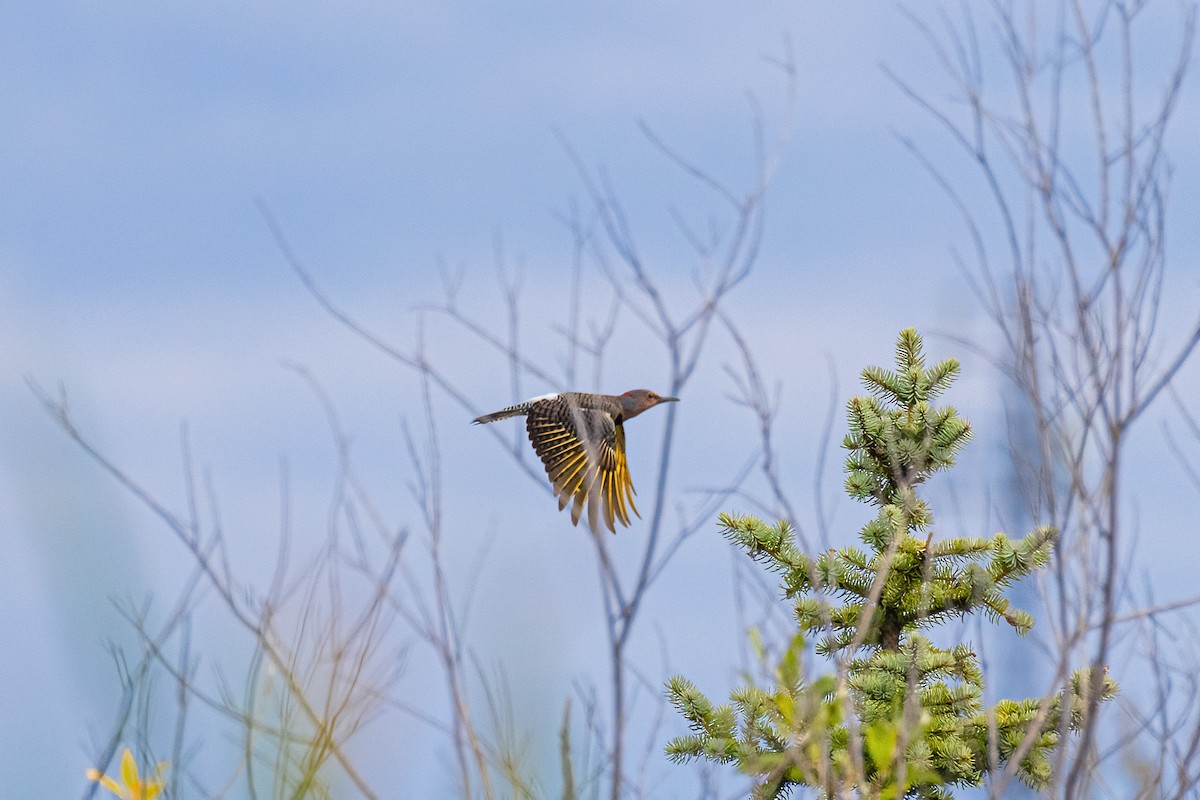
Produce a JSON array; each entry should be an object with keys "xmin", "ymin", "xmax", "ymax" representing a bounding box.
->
[{"xmin": 620, "ymin": 389, "xmax": 679, "ymax": 419}]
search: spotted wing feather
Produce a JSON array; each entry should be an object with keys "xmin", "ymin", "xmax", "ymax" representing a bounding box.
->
[{"xmin": 525, "ymin": 396, "xmax": 639, "ymax": 533}]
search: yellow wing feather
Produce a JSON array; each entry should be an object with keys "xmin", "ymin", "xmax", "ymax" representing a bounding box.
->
[{"xmin": 525, "ymin": 399, "xmax": 638, "ymax": 533}]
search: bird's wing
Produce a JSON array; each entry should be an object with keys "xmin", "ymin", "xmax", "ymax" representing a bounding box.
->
[{"xmin": 525, "ymin": 398, "xmax": 639, "ymax": 533}]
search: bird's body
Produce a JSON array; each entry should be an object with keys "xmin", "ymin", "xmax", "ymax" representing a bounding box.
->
[{"xmin": 473, "ymin": 389, "xmax": 678, "ymax": 533}]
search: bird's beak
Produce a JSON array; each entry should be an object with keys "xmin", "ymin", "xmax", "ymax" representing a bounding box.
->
[{"xmin": 660, "ymin": 396, "xmax": 680, "ymax": 404}]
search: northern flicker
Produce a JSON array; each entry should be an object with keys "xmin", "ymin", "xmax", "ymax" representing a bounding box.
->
[{"xmin": 472, "ymin": 390, "xmax": 679, "ymax": 533}]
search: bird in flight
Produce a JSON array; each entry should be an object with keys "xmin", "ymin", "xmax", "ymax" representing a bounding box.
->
[{"xmin": 473, "ymin": 389, "xmax": 679, "ymax": 533}]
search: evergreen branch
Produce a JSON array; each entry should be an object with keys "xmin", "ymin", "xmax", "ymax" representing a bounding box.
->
[{"xmin": 668, "ymin": 329, "xmax": 1115, "ymax": 797}]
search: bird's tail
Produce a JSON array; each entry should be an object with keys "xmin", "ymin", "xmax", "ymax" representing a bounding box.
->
[{"xmin": 472, "ymin": 403, "xmax": 529, "ymax": 425}]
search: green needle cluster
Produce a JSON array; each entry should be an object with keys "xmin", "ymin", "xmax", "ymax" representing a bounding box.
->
[{"xmin": 666, "ymin": 329, "xmax": 1115, "ymax": 799}]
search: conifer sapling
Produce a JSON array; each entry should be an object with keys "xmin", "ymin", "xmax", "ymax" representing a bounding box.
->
[{"xmin": 666, "ymin": 328, "xmax": 1115, "ymax": 799}]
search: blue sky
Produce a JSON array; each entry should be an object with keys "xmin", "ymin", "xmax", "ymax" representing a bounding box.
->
[{"xmin": 4, "ymin": 2, "xmax": 1200, "ymax": 797}]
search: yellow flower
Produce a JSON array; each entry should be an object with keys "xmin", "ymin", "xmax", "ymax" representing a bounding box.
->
[{"xmin": 86, "ymin": 747, "xmax": 168, "ymax": 800}]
